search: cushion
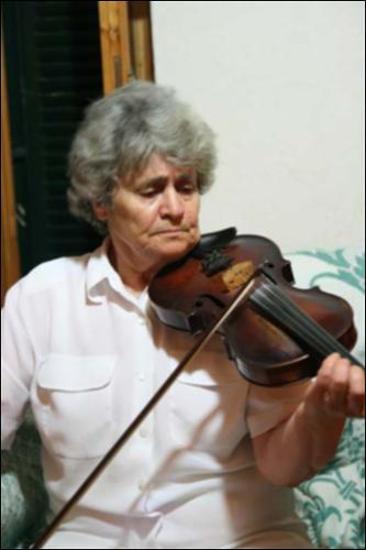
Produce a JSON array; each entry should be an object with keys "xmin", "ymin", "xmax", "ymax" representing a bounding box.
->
[
  {"xmin": 1, "ymin": 411, "xmax": 49, "ymax": 550},
  {"xmin": 286, "ymin": 247, "xmax": 365, "ymax": 549}
]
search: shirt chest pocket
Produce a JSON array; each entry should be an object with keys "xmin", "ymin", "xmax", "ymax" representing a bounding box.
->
[{"xmin": 34, "ymin": 354, "xmax": 117, "ymax": 459}]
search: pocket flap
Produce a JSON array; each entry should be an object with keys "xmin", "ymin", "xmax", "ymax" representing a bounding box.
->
[
  {"xmin": 178, "ymin": 362, "xmax": 244, "ymax": 387},
  {"xmin": 37, "ymin": 354, "xmax": 116, "ymax": 391}
]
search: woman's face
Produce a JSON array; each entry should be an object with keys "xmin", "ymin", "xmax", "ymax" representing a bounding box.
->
[{"xmin": 94, "ymin": 154, "xmax": 201, "ymax": 272}]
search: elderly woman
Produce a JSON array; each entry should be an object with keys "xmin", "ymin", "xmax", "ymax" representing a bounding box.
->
[
  {"xmin": 67, "ymin": 80, "xmax": 215, "ymax": 292},
  {"xmin": 1, "ymin": 80, "xmax": 364, "ymax": 549}
]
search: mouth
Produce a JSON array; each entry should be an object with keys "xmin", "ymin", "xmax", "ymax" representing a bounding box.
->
[{"xmin": 154, "ymin": 229, "xmax": 189, "ymax": 235}]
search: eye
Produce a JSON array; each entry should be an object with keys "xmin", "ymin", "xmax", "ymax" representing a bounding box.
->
[
  {"xmin": 177, "ymin": 180, "xmax": 198, "ymax": 195},
  {"xmin": 140, "ymin": 189, "xmax": 157, "ymax": 198},
  {"xmin": 139, "ymin": 186, "xmax": 161, "ymax": 198},
  {"xmin": 182, "ymin": 186, "xmax": 195, "ymax": 195}
]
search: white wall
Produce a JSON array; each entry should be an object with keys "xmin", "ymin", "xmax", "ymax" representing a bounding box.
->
[{"xmin": 151, "ymin": 1, "xmax": 365, "ymax": 251}]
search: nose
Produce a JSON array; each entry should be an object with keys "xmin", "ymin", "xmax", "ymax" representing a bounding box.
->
[{"xmin": 160, "ymin": 187, "xmax": 184, "ymax": 221}]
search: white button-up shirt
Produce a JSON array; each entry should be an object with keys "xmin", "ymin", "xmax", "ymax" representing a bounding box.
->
[{"xmin": 1, "ymin": 240, "xmax": 312, "ymax": 549}]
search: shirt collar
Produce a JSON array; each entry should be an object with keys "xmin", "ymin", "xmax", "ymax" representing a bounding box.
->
[{"xmin": 85, "ymin": 238, "xmax": 148, "ymax": 311}]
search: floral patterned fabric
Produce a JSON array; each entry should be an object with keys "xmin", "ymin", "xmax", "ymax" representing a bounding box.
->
[
  {"xmin": 287, "ymin": 247, "xmax": 365, "ymax": 549},
  {"xmin": 295, "ymin": 418, "xmax": 364, "ymax": 549},
  {"xmin": 1, "ymin": 247, "xmax": 364, "ymax": 549},
  {"xmin": 1, "ymin": 412, "xmax": 49, "ymax": 549}
]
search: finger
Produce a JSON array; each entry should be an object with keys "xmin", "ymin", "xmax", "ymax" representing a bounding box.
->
[
  {"xmin": 305, "ymin": 353, "xmax": 339, "ymax": 408},
  {"xmin": 326, "ymin": 358, "xmax": 351, "ymax": 414},
  {"xmin": 320, "ymin": 352, "xmax": 340, "ymax": 372},
  {"xmin": 347, "ymin": 365, "xmax": 365, "ymax": 417},
  {"xmin": 316, "ymin": 352, "xmax": 340, "ymax": 396}
]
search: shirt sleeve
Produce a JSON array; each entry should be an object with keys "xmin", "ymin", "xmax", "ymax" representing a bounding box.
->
[
  {"xmin": 246, "ymin": 378, "xmax": 312, "ymax": 438},
  {"xmin": 1, "ymin": 282, "xmax": 34, "ymax": 450}
]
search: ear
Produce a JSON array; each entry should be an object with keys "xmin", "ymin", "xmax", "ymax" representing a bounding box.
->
[{"xmin": 92, "ymin": 201, "xmax": 109, "ymax": 221}]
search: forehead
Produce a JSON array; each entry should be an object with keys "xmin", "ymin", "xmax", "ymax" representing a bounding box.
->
[{"xmin": 127, "ymin": 154, "xmax": 195, "ymax": 186}]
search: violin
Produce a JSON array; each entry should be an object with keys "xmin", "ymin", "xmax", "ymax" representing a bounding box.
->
[
  {"xmin": 33, "ymin": 227, "xmax": 364, "ymax": 548},
  {"xmin": 149, "ymin": 227, "xmax": 364, "ymax": 385}
]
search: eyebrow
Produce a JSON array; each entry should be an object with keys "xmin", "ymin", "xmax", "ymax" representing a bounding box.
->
[
  {"xmin": 138, "ymin": 176, "xmax": 166, "ymax": 189},
  {"xmin": 137, "ymin": 173, "xmax": 194, "ymax": 190}
]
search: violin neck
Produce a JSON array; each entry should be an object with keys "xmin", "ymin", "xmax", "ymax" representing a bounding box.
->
[{"xmin": 250, "ymin": 281, "xmax": 364, "ymax": 369}]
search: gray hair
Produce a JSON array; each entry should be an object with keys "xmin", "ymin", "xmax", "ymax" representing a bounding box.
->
[{"xmin": 67, "ymin": 80, "xmax": 217, "ymax": 234}]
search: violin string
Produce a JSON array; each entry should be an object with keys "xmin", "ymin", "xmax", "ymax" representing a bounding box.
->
[
  {"xmin": 251, "ymin": 287, "xmax": 333, "ymax": 358},
  {"xmin": 261, "ymin": 284, "xmax": 336, "ymax": 353},
  {"xmin": 260, "ymin": 283, "xmax": 357, "ymax": 361},
  {"xmin": 264, "ymin": 283, "xmax": 358, "ymax": 362},
  {"xmin": 252, "ymin": 282, "xmax": 359, "ymax": 364},
  {"xmin": 252, "ymin": 286, "xmax": 342, "ymax": 359}
]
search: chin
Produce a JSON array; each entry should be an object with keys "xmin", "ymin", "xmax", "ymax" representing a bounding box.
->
[
  {"xmin": 163, "ymin": 243, "xmax": 190, "ymax": 258},
  {"xmin": 157, "ymin": 239, "xmax": 196, "ymax": 263},
  {"xmin": 151, "ymin": 230, "xmax": 199, "ymax": 264}
]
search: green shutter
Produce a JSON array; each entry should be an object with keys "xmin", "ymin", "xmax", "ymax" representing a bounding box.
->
[{"xmin": 3, "ymin": 1, "xmax": 104, "ymax": 275}]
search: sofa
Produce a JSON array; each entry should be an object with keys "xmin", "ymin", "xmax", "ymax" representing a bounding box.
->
[{"xmin": 1, "ymin": 246, "xmax": 365, "ymax": 549}]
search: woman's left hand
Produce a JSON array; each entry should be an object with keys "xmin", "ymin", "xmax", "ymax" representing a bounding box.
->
[{"xmin": 303, "ymin": 352, "xmax": 365, "ymax": 419}]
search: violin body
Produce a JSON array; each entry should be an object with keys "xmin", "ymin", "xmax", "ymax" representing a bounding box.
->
[{"xmin": 149, "ymin": 228, "xmax": 359, "ymax": 386}]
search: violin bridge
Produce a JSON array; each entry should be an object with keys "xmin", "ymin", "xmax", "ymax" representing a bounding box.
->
[{"xmin": 222, "ymin": 261, "xmax": 255, "ymax": 291}]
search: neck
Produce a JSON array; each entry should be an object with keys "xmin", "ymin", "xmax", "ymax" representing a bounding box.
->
[{"xmin": 107, "ymin": 239, "xmax": 158, "ymax": 295}]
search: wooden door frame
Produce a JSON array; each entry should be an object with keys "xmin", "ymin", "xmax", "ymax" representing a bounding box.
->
[
  {"xmin": 1, "ymin": 24, "xmax": 21, "ymax": 304},
  {"xmin": 98, "ymin": 1, "xmax": 154, "ymax": 94}
]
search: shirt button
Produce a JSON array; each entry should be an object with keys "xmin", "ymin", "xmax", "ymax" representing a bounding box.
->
[
  {"xmin": 139, "ymin": 428, "xmax": 148, "ymax": 438},
  {"xmin": 137, "ymin": 317, "xmax": 146, "ymax": 325},
  {"xmin": 138, "ymin": 372, "xmax": 145, "ymax": 382}
]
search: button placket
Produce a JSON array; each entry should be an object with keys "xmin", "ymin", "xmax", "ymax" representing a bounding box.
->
[
  {"xmin": 139, "ymin": 427, "xmax": 148, "ymax": 438},
  {"xmin": 135, "ymin": 327, "xmax": 153, "ymax": 492},
  {"xmin": 132, "ymin": 311, "xmax": 156, "ymax": 494}
]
